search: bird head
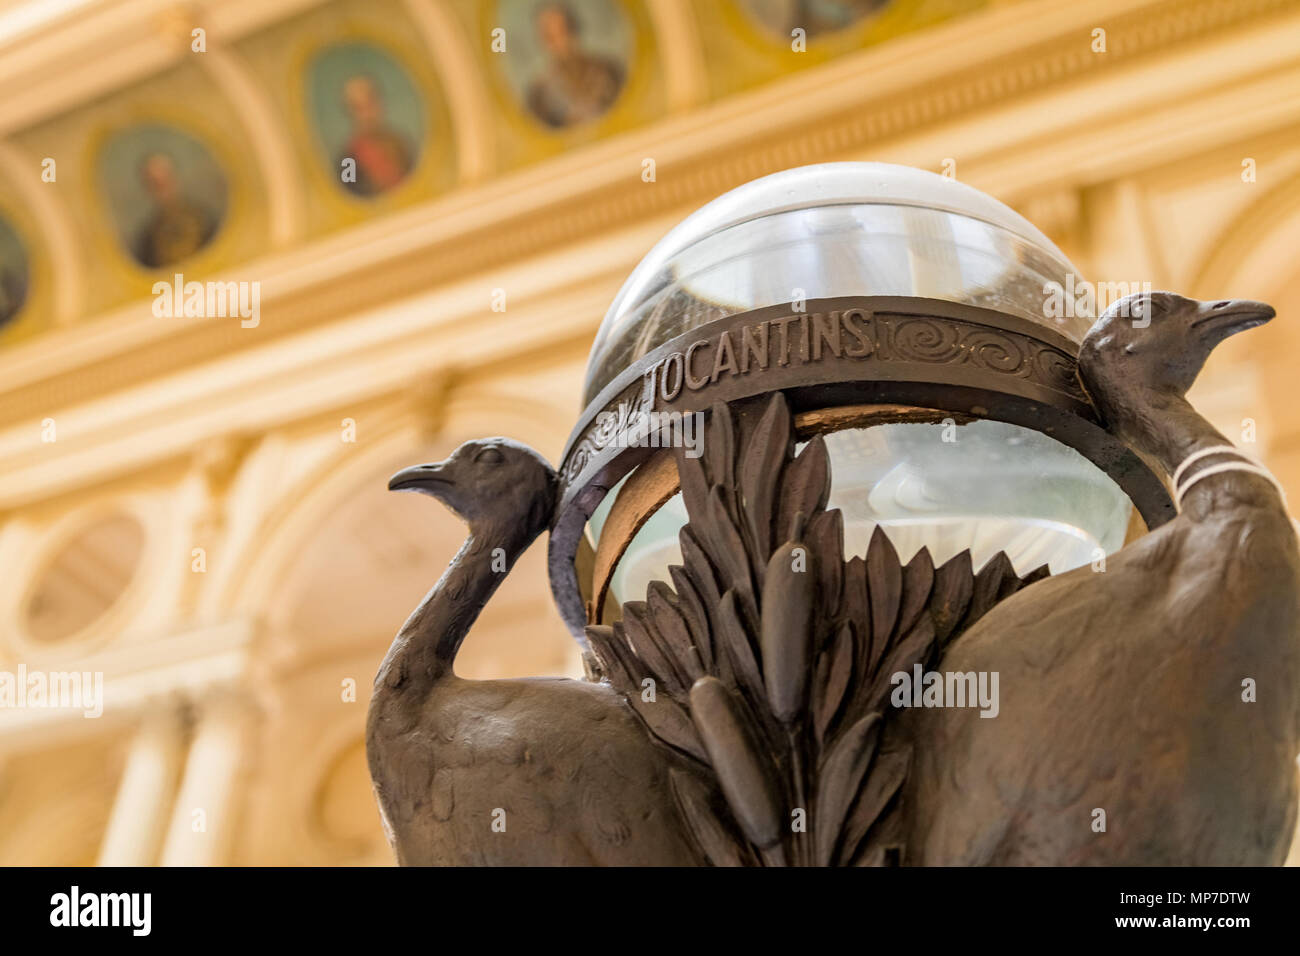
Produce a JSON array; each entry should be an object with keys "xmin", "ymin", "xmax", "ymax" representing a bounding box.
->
[
  {"xmin": 388, "ymin": 438, "xmax": 558, "ymax": 535},
  {"xmin": 1079, "ymin": 292, "xmax": 1274, "ymax": 404}
]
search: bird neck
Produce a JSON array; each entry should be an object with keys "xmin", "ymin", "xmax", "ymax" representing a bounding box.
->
[
  {"xmin": 1123, "ymin": 389, "xmax": 1284, "ymax": 517},
  {"xmin": 382, "ymin": 517, "xmax": 539, "ymax": 689},
  {"xmin": 1123, "ymin": 391, "xmax": 1228, "ymax": 476}
]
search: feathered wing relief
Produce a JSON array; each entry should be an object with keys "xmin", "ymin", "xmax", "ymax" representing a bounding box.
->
[{"xmin": 585, "ymin": 394, "xmax": 1049, "ymax": 866}]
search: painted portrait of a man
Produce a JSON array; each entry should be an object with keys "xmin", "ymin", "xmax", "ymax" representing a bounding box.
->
[
  {"xmin": 495, "ymin": 0, "xmax": 632, "ymax": 132},
  {"xmin": 308, "ymin": 42, "xmax": 425, "ymax": 199},
  {"xmin": 525, "ymin": 2, "xmax": 626, "ymax": 129},
  {"xmin": 99, "ymin": 125, "xmax": 228, "ymax": 271},
  {"xmin": 336, "ymin": 74, "xmax": 414, "ymax": 197},
  {"xmin": 739, "ymin": 0, "xmax": 889, "ymax": 38},
  {"xmin": 0, "ymin": 217, "xmax": 28, "ymax": 330},
  {"xmin": 133, "ymin": 152, "xmax": 219, "ymax": 269}
]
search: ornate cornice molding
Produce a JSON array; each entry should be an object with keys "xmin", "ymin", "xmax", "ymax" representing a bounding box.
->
[{"xmin": 0, "ymin": 0, "xmax": 1296, "ymax": 432}]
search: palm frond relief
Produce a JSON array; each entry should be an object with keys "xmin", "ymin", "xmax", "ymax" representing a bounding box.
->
[{"xmin": 586, "ymin": 394, "xmax": 1047, "ymax": 866}]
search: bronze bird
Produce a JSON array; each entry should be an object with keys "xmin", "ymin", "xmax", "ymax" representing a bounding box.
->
[
  {"xmin": 903, "ymin": 293, "xmax": 1300, "ymax": 864},
  {"xmin": 365, "ymin": 438, "xmax": 701, "ymax": 865},
  {"xmin": 369, "ymin": 294, "xmax": 1299, "ymax": 867}
]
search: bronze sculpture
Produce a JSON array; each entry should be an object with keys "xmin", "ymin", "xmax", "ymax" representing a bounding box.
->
[
  {"xmin": 905, "ymin": 292, "xmax": 1299, "ymax": 864},
  {"xmin": 367, "ymin": 291, "xmax": 1300, "ymax": 865},
  {"xmin": 366, "ymin": 439, "xmax": 700, "ymax": 864}
]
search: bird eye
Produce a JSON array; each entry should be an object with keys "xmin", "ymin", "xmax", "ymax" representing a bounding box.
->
[
  {"xmin": 1132, "ymin": 296, "xmax": 1162, "ymax": 321},
  {"xmin": 475, "ymin": 447, "xmax": 504, "ymax": 465}
]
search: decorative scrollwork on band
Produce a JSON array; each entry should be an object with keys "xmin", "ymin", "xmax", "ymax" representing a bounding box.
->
[
  {"xmin": 881, "ymin": 317, "xmax": 1085, "ymax": 398},
  {"xmin": 889, "ymin": 317, "xmax": 965, "ymax": 365},
  {"xmin": 561, "ymin": 301, "xmax": 1089, "ymax": 490},
  {"xmin": 561, "ymin": 372, "xmax": 657, "ymax": 486}
]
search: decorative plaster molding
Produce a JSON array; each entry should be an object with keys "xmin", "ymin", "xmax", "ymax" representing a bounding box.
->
[
  {"xmin": 196, "ymin": 43, "xmax": 306, "ymax": 246},
  {"xmin": 646, "ymin": 0, "xmax": 708, "ymax": 112},
  {"xmin": 402, "ymin": 0, "xmax": 496, "ymax": 184},
  {"xmin": 0, "ymin": 139, "xmax": 86, "ymax": 323},
  {"xmin": 0, "ymin": 0, "xmax": 1295, "ymax": 433},
  {"xmin": 0, "ymin": 0, "xmax": 331, "ymax": 134},
  {"xmin": 0, "ymin": 618, "xmax": 257, "ymax": 756}
]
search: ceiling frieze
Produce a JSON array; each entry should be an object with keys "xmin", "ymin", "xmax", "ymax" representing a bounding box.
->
[{"xmin": 0, "ymin": 0, "xmax": 1295, "ymax": 432}]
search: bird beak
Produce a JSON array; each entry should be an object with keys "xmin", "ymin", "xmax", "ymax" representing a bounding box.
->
[
  {"xmin": 387, "ymin": 461, "xmax": 452, "ymax": 493},
  {"xmin": 1191, "ymin": 299, "xmax": 1275, "ymax": 345}
]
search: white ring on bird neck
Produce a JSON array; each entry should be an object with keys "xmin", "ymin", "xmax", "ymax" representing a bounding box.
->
[
  {"xmin": 1174, "ymin": 461, "xmax": 1288, "ymax": 511},
  {"xmin": 1170, "ymin": 444, "xmax": 1246, "ymax": 489}
]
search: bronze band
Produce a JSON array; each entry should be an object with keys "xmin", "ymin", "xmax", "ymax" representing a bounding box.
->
[{"xmin": 548, "ymin": 296, "xmax": 1176, "ymax": 640}]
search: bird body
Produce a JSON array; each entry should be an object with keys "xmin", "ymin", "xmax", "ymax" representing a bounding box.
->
[
  {"xmin": 366, "ymin": 438, "xmax": 699, "ymax": 865},
  {"xmin": 371, "ymin": 672, "xmax": 698, "ymax": 865},
  {"xmin": 905, "ymin": 519, "xmax": 1300, "ymax": 864},
  {"xmin": 904, "ymin": 294, "xmax": 1300, "ymax": 865}
]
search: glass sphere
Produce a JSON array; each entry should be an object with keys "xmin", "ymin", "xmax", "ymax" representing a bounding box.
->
[
  {"xmin": 585, "ymin": 162, "xmax": 1089, "ymax": 404},
  {"xmin": 582, "ymin": 163, "xmax": 1128, "ymax": 606}
]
